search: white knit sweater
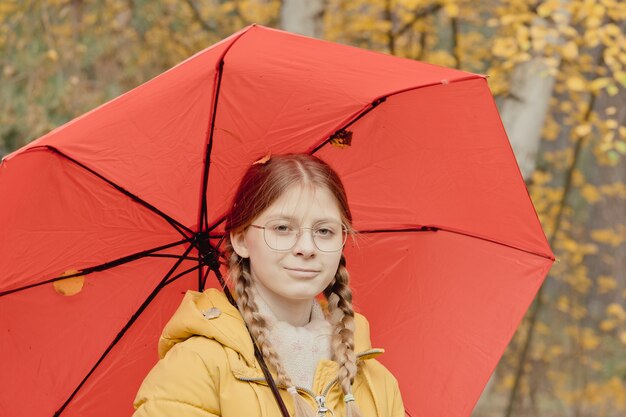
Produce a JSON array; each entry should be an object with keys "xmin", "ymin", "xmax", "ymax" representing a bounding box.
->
[{"xmin": 252, "ymin": 289, "xmax": 333, "ymax": 390}]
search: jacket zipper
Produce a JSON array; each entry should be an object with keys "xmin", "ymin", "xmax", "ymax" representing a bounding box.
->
[
  {"xmin": 314, "ymin": 394, "xmax": 335, "ymax": 416},
  {"xmin": 234, "ymin": 348, "xmax": 382, "ymax": 415}
]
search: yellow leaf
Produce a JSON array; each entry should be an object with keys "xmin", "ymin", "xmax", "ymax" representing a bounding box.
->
[
  {"xmin": 562, "ymin": 238, "xmax": 578, "ymax": 252},
  {"xmin": 530, "ymin": 25, "xmax": 547, "ymax": 51},
  {"xmin": 516, "ymin": 26, "xmax": 530, "ymax": 50},
  {"xmin": 560, "ymin": 101, "xmax": 574, "ymax": 112},
  {"xmin": 491, "ymin": 38, "xmax": 517, "ymax": 58},
  {"xmin": 598, "ymin": 276, "xmax": 618, "ymax": 294},
  {"xmin": 556, "ymin": 295, "xmax": 570, "ymax": 313},
  {"xmin": 581, "ymin": 184, "xmax": 601, "ymax": 203},
  {"xmin": 562, "ymin": 41, "xmax": 578, "ymax": 60},
  {"xmin": 592, "ymin": 3, "xmax": 606, "ymax": 17},
  {"xmin": 537, "ymin": 3, "xmax": 551, "ymax": 17},
  {"xmin": 500, "ymin": 15, "xmax": 518, "ymax": 25},
  {"xmin": 587, "ymin": 16, "xmax": 602, "ymax": 28},
  {"xmin": 605, "ymin": 106, "xmax": 617, "ymax": 115},
  {"xmin": 607, "ymin": 84, "xmax": 619, "ymax": 96},
  {"xmin": 46, "ymin": 49, "xmax": 59, "ymax": 62},
  {"xmin": 581, "ymin": 328, "xmax": 600, "ymax": 350},
  {"xmin": 590, "ymin": 77, "xmax": 611, "ymax": 91},
  {"xmin": 600, "ymin": 319, "xmax": 617, "ymax": 331},
  {"xmin": 567, "ymin": 76, "xmax": 586, "ymax": 91},
  {"xmin": 591, "ymin": 228, "xmax": 625, "ymax": 246},
  {"xmin": 607, "ymin": 150, "xmax": 620, "ymax": 164},
  {"xmin": 548, "ymin": 345, "xmax": 563, "ymax": 358},
  {"xmin": 501, "ymin": 373, "xmax": 515, "ymax": 389},
  {"xmin": 444, "ymin": 3, "xmax": 459, "ymax": 17},
  {"xmin": 219, "ymin": 2, "xmax": 235, "ymax": 13},
  {"xmin": 536, "ymin": 321, "xmax": 550, "ymax": 335},
  {"xmin": 53, "ymin": 270, "xmax": 85, "ymax": 296},
  {"xmin": 572, "ymin": 169, "xmax": 585, "ymax": 186},
  {"xmin": 571, "ymin": 305, "xmax": 588, "ymax": 319},
  {"xmin": 615, "ymin": 71, "xmax": 626, "ymax": 88},
  {"xmin": 532, "ymin": 170, "xmax": 552, "ymax": 185},
  {"xmin": 3, "ymin": 64, "xmax": 15, "ymax": 77},
  {"xmin": 584, "ymin": 29, "xmax": 600, "ymax": 47},
  {"xmin": 574, "ymin": 124, "xmax": 592, "ymax": 137},
  {"xmin": 542, "ymin": 116, "xmax": 560, "ymax": 141},
  {"xmin": 604, "ymin": 24, "xmax": 621, "ymax": 37},
  {"xmin": 607, "ymin": 303, "xmax": 626, "ymax": 320}
]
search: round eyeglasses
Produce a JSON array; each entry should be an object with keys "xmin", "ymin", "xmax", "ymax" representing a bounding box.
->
[{"xmin": 249, "ymin": 220, "xmax": 348, "ymax": 252}]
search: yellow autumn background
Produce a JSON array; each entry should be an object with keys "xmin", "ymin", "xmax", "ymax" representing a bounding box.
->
[{"xmin": 1, "ymin": 1, "xmax": 625, "ymax": 416}]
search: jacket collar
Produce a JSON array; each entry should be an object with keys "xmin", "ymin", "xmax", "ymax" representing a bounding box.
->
[{"xmin": 158, "ymin": 288, "xmax": 383, "ymax": 372}]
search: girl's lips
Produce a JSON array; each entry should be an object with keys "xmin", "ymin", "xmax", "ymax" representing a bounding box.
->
[
  {"xmin": 284, "ymin": 267, "xmax": 320, "ymax": 278},
  {"xmin": 285, "ymin": 267, "xmax": 321, "ymax": 272}
]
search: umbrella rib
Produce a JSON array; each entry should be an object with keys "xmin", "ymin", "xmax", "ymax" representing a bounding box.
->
[
  {"xmin": 0, "ymin": 237, "xmax": 194, "ymax": 297},
  {"xmin": 309, "ymin": 75, "xmax": 482, "ymax": 155},
  {"xmin": 204, "ymin": 226, "xmax": 553, "ymax": 261},
  {"xmin": 165, "ymin": 263, "xmax": 203, "ymax": 287},
  {"xmin": 357, "ymin": 226, "xmax": 555, "ymax": 260},
  {"xmin": 53, "ymin": 243, "xmax": 198, "ymax": 417},
  {"xmin": 44, "ymin": 145, "xmax": 193, "ymax": 238},
  {"xmin": 146, "ymin": 253, "xmax": 200, "ymax": 261},
  {"xmin": 197, "ymin": 26, "xmax": 253, "ymax": 237},
  {"xmin": 309, "ymin": 97, "xmax": 387, "ymax": 154},
  {"xmin": 207, "ymin": 214, "xmax": 227, "ymax": 233},
  {"xmin": 198, "ymin": 58, "xmax": 225, "ymax": 234}
]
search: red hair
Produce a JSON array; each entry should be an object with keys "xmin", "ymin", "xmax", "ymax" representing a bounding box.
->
[{"xmin": 225, "ymin": 153, "xmax": 352, "ymax": 235}]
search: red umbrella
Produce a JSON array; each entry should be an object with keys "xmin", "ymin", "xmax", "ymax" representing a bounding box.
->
[{"xmin": 0, "ymin": 24, "xmax": 554, "ymax": 417}]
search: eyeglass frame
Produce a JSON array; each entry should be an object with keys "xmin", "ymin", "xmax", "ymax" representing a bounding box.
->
[{"xmin": 248, "ymin": 220, "xmax": 349, "ymax": 252}]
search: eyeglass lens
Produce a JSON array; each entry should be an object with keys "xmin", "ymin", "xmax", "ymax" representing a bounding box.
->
[{"xmin": 263, "ymin": 219, "xmax": 347, "ymax": 252}]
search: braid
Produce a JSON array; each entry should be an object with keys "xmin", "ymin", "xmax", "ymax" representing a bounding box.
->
[
  {"xmin": 227, "ymin": 246, "xmax": 291, "ymax": 385},
  {"xmin": 324, "ymin": 254, "xmax": 364, "ymax": 417}
]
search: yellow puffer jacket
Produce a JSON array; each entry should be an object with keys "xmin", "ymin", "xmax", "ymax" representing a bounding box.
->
[{"xmin": 133, "ymin": 289, "xmax": 405, "ymax": 417}]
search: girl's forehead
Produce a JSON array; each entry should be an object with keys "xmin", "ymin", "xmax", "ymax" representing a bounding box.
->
[{"xmin": 258, "ymin": 185, "xmax": 342, "ymax": 222}]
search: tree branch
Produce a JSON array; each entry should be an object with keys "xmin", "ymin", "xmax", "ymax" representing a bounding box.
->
[
  {"xmin": 183, "ymin": 0, "xmax": 216, "ymax": 33},
  {"xmin": 384, "ymin": 0, "xmax": 395, "ymax": 55},
  {"xmin": 394, "ymin": 3, "xmax": 442, "ymax": 38},
  {"xmin": 233, "ymin": 0, "xmax": 253, "ymax": 27},
  {"xmin": 503, "ymin": 47, "xmax": 605, "ymax": 417},
  {"xmin": 451, "ymin": 16, "xmax": 460, "ymax": 68}
]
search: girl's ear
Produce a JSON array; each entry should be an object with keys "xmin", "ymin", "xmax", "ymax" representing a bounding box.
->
[{"xmin": 230, "ymin": 231, "xmax": 250, "ymax": 258}]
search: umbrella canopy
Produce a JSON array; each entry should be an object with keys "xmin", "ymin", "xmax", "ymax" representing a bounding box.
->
[{"xmin": 0, "ymin": 24, "xmax": 554, "ymax": 417}]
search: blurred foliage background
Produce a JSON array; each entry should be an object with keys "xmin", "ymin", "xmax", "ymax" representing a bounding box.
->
[{"xmin": 1, "ymin": 1, "xmax": 625, "ymax": 416}]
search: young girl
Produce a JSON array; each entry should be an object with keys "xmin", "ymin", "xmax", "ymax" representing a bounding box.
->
[{"xmin": 133, "ymin": 154, "xmax": 405, "ymax": 417}]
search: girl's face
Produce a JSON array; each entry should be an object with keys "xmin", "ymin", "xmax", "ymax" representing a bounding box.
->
[{"xmin": 230, "ymin": 184, "xmax": 344, "ymax": 304}]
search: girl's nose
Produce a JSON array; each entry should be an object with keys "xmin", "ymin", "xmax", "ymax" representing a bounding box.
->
[{"xmin": 292, "ymin": 229, "xmax": 316, "ymax": 257}]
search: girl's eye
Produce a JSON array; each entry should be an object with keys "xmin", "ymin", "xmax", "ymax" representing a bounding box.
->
[
  {"xmin": 315, "ymin": 227, "xmax": 335, "ymax": 237},
  {"xmin": 273, "ymin": 224, "xmax": 293, "ymax": 234}
]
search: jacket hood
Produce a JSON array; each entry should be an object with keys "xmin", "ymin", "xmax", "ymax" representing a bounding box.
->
[{"xmin": 158, "ymin": 288, "xmax": 382, "ymax": 370}]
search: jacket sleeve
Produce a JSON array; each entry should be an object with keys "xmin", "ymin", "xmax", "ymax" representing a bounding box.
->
[{"xmin": 133, "ymin": 338, "xmax": 221, "ymax": 417}]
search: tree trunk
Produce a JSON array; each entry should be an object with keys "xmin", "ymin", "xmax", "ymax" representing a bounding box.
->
[
  {"xmin": 280, "ymin": 0, "xmax": 325, "ymax": 38},
  {"xmin": 498, "ymin": 57, "xmax": 557, "ymax": 181}
]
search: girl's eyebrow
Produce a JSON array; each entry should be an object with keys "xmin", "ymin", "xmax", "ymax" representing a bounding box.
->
[{"xmin": 265, "ymin": 214, "xmax": 341, "ymax": 223}]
